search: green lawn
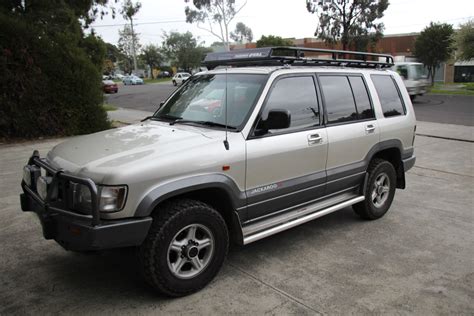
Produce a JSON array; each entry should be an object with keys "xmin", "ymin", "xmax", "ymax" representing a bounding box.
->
[
  {"xmin": 102, "ymin": 103, "xmax": 117, "ymax": 111},
  {"xmin": 143, "ymin": 78, "xmax": 172, "ymax": 84},
  {"xmin": 429, "ymin": 82, "xmax": 474, "ymax": 96}
]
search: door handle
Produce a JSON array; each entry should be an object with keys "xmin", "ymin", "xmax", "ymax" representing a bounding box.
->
[
  {"xmin": 365, "ymin": 124, "xmax": 376, "ymax": 133},
  {"xmin": 308, "ymin": 134, "xmax": 323, "ymax": 145}
]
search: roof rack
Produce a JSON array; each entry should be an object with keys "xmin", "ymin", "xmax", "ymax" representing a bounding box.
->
[{"xmin": 203, "ymin": 46, "xmax": 394, "ymax": 70}]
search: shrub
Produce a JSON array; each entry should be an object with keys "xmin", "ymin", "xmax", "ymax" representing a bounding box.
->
[{"xmin": 0, "ymin": 8, "xmax": 110, "ymax": 139}]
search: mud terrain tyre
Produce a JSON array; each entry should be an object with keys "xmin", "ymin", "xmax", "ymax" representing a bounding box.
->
[{"xmin": 139, "ymin": 199, "xmax": 229, "ymax": 297}]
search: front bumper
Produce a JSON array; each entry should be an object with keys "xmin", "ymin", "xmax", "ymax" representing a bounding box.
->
[{"xmin": 20, "ymin": 152, "xmax": 152, "ymax": 251}]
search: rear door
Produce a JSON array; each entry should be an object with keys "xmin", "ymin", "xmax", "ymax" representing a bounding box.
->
[
  {"xmin": 318, "ymin": 74, "xmax": 379, "ymax": 194},
  {"xmin": 245, "ymin": 75, "xmax": 328, "ymax": 221}
]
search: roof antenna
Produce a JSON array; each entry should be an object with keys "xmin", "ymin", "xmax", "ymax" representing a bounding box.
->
[{"xmin": 223, "ymin": 67, "xmax": 230, "ymax": 150}]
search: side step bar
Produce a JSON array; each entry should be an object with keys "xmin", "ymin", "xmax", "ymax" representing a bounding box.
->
[{"xmin": 242, "ymin": 196, "xmax": 365, "ymax": 245}]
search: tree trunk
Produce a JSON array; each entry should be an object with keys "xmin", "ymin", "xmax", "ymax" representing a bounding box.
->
[
  {"xmin": 430, "ymin": 66, "xmax": 436, "ymax": 86},
  {"xmin": 149, "ymin": 64, "xmax": 154, "ymax": 79}
]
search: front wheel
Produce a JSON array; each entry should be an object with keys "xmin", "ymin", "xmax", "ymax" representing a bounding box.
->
[
  {"xmin": 353, "ymin": 159, "xmax": 397, "ymax": 220},
  {"xmin": 139, "ymin": 199, "xmax": 229, "ymax": 297},
  {"xmin": 172, "ymin": 80, "xmax": 177, "ymax": 86}
]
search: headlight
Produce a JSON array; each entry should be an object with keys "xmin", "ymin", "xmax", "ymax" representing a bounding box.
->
[
  {"xmin": 99, "ymin": 186, "xmax": 127, "ymax": 212},
  {"xmin": 72, "ymin": 183, "xmax": 92, "ymax": 212},
  {"xmin": 72, "ymin": 183, "xmax": 127, "ymax": 213}
]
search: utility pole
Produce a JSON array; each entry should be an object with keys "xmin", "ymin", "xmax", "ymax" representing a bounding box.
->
[{"xmin": 130, "ymin": 17, "xmax": 138, "ymax": 73}]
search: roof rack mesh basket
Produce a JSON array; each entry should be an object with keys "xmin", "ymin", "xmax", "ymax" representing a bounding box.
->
[{"xmin": 203, "ymin": 46, "xmax": 394, "ymax": 70}]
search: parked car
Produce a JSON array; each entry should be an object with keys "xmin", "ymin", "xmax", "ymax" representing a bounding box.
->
[
  {"xmin": 123, "ymin": 75, "xmax": 144, "ymax": 85},
  {"xmin": 20, "ymin": 47, "xmax": 416, "ymax": 297},
  {"xmin": 172, "ymin": 72, "xmax": 191, "ymax": 86},
  {"xmin": 102, "ymin": 75, "xmax": 112, "ymax": 80},
  {"xmin": 102, "ymin": 80, "xmax": 118, "ymax": 94},
  {"xmin": 158, "ymin": 71, "xmax": 171, "ymax": 78},
  {"xmin": 114, "ymin": 74, "xmax": 125, "ymax": 80},
  {"xmin": 392, "ymin": 62, "xmax": 430, "ymax": 100}
]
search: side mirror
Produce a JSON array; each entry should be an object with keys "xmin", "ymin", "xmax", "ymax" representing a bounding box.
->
[
  {"xmin": 255, "ymin": 109, "xmax": 291, "ymax": 136},
  {"xmin": 267, "ymin": 109, "xmax": 291, "ymax": 130}
]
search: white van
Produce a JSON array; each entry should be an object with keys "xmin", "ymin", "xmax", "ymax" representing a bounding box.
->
[{"xmin": 392, "ymin": 62, "xmax": 430, "ymax": 100}]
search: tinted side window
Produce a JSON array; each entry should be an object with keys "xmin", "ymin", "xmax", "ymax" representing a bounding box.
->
[
  {"xmin": 262, "ymin": 76, "xmax": 319, "ymax": 132},
  {"xmin": 348, "ymin": 76, "xmax": 374, "ymax": 120},
  {"xmin": 371, "ymin": 75, "xmax": 405, "ymax": 117},
  {"xmin": 320, "ymin": 76, "xmax": 357, "ymax": 123}
]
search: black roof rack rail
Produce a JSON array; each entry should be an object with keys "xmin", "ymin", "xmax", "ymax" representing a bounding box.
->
[{"xmin": 203, "ymin": 46, "xmax": 394, "ymax": 70}]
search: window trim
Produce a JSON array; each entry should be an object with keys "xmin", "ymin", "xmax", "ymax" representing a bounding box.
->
[
  {"xmin": 347, "ymin": 74, "xmax": 376, "ymax": 121},
  {"xmin": 317, "ymin": 73, "xmax": 375, "ymax": 127},
  {"xmin": 370, "ymin": 74, "xmax": 407, "ymax": 118},
  {"xmin": 248, "ymin": 73, "xmax": 322, "ymax": 140}
]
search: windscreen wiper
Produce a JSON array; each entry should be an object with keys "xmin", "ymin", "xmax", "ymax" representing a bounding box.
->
[
  {"xmin": 142, "ymin": 114, "xmax": 182, "ymax": 122},
  {"xmin": 170, "ymin": 119, "xmax": 237, "ymax": 129}
]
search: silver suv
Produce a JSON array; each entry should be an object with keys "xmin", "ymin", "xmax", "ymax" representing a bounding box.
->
[{"xmin": 20, "ymin": 47, "xmax": 416, "ymax": 297}]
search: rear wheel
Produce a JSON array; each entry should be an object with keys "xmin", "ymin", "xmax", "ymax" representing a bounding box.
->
[
  {"xmin": 139, "ymin": 199, "xmax": 229, "ymax": 297},
  {"xmin": 353, "ymin": 159, "xmax": 397, "ymax": 220}
]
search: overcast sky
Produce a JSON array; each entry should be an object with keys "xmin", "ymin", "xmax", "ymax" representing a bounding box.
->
[{"xmin": 89, "ymin": 0, "xmax": 474, "ymax": 47}]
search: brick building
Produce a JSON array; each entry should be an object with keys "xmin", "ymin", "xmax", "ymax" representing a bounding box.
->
[{"xmin": 229, "ymin": 33, "xmax": 472, "ymax": 83}]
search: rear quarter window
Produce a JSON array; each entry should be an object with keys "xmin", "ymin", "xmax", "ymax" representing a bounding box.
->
[{"xmin": 371, "ymin": 75, "xmax": 406, "ymax": 117}]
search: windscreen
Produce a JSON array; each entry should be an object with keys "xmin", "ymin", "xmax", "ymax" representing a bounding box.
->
[
  {"xmin": 410, "ymin": 64, "xmax": 428, "ymax": 80},
  {"xmin": 156, "ymin": 74, "xmax": 267, "ymax": 128}
]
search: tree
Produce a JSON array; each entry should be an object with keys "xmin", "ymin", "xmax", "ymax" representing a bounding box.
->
[
  {"xmin": 306, "ymin": 0, "xmax": 389, "ymax": 51},
  {"xmin": 256, "ymin": 35, "xmax": 293, "ymax": 48},
  {"xmin": 415, "ymin": 22, "xmax": 454, "ymax": 85},
  {"xmin": 230, "ymin": 22, "xmax": 253, "ymax": 43},
  {"xmin": 184, "ymin": 0, "xmax": 247, "ymax": 51},
  {"xmin": 118, "ymin": 24, "xmax": 141, "ymax": 74},
  {"xmin": 0, "ymin": 0, "xmax": 110, "ymax": 139},
  {"xmin": 162, "ymin": 31, "xmax": 210, "ymax": 72},
  {"xmin": 140, "ymin": 45, "xmax": 162, "ymax": 79},
  {"xmin": 121, "ymin": 0, "xmax": 141, "ymax": 72},
  {"xmin": 454, "ymin": 19, "xmax": 474, "ymax": 61}
]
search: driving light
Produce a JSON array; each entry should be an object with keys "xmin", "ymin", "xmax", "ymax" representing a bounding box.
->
[
  {"xmin": 99, "ymin": 186, "xmax": 127, "ymax": 212},
  {"xmin": 23, "ymin": 165, "xmax": 40, "ymax": 187},
  {"xmin": 36, "ymin": 176, "xmax": 52, "ymax": 200}
]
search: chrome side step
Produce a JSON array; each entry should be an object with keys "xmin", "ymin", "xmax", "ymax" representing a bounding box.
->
[{"xmin": 242, "ymin": 196, "xmax": 365, "ymax": 245}]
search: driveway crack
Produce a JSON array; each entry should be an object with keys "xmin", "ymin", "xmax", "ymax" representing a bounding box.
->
[{"xmin": 228, "ymin": 262, "xmax": 322, "ymax": 315}]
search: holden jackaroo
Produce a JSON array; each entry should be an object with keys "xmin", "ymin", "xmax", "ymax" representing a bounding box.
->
[{"xmin": 20, "ymin": 47, "xmax": 416, "ymax": 296}]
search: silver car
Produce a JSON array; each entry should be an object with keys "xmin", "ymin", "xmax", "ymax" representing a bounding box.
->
[
  {"xmin": 20, "ymin": 47, "xmax": 416, "ymax": 297},
  {"xmin": 123, "ymin": 75, "xmax": 144, "ymax": 85}
]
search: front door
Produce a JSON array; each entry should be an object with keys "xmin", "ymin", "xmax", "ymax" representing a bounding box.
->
[{"xmin": 245, "ymin": 75, "xmax": 328, "ymax": 221}]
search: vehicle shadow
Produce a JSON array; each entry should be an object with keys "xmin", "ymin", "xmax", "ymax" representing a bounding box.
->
[{"xmin": 39, "ymin": 207, "xmax": 364, "ymax": 303}]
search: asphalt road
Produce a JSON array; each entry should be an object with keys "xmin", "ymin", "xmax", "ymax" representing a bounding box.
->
[
  {"xmin": 106, "ymin": 82, "xmax": 178, "ymax": 113},
  {"xmin": 1, "ymin": 132, "xmax": 472, "ymax": 314},
  {"xmin": 107, "ymin": 82, "xmax": 474, "ymax": 126},
  {"xmin": 412, "ymin": 94, "xmax": 473, "ymax": 126}
]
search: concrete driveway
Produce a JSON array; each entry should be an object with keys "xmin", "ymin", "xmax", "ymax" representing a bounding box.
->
[{"xmin": 0, "ymin": 125, "xmax": 473, "ymax": 314}]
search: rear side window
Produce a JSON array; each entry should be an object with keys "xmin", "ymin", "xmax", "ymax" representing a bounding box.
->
[
  {"xmin": 319, "ymin": 76, "xmax": 358, "ymax": 123},
  {"xmin": 348, "ymin": 76, "xmax": 375, "ymax": 120},
  {"xmin": 371, "ymin": 75, "xmax": 405, "ymax": 117},
  {"xmin": 262, "ymin": 76, "xmax": 319, "ymax": 132}
]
